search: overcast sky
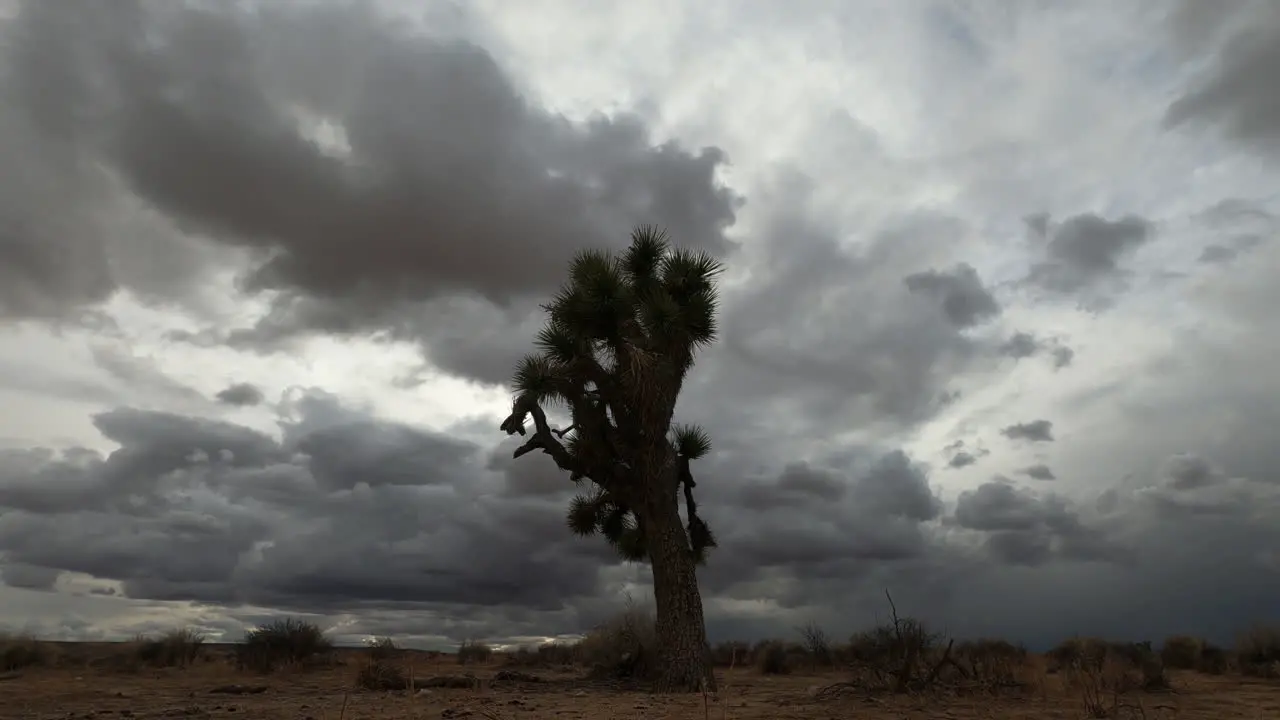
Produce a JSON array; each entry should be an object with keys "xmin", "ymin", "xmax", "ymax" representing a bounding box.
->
[{"xmin": 1, "ymin": 0, "xmax": 1278, "ymax": 650}]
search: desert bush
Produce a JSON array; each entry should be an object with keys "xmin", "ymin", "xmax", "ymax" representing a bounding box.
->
[
  {"xmin": 845, "ymin": 606, "xmax": 953, "ymax": 694},
  {"xmin": 506, "ymin": 646, "xmax": 537, "ymax": 667},
  {"xmin": 1160, "ymin": 635, "xmax": 1203, "ymax": 670},
  {"xmin": 952, "ymin": 638, "xmax": 1029, "ymax": 690},
  {"xmin": 506, "ymin": 641, "xmax": 579, "ymax": 668},
  {"xmin": 235, "ymin": 618, "xmax": 332, "ymax": 673},
  {"xmin": 0, "ymin": 633, "xmax": 51, "ymax": 671},
  {"xmin": 134, "ymin": 628, "xmax": 205, "ymax": 668},
  {"xmin": 1197, "ymin": 642, "xmax": 1230, "ymax": 674},
  {"xmin": 1047, "ymin": 637, "xmax": 1104, "ymax": 673},
  {"xmin": 1236, "ymin": 623, "xmax": 1280, "ymax": 678},
  {"xmin": 366, "ymin": 636, "xmax": 399, "ymax": 662},
  {"xmin": 576, "ymin": 604, "xmax": 658, "ymax": 682},
  {"xmin": 537, "ymin": 642, "xmax": 578, "ymax": 666},
  {"xmin": 797, "ymin": 622, "xmax": 833, "ymax": 668},
  {"xmin": 710, "ymin": 640, "xmax": 750, "ymax": 667},
  {"xmin": 1053, "ymin": 637, "xmax": 1170, "ymax": 717},
  {"xmin": 356, "ymin": 659, "xmax": 409, "ymax": 691},
  {"xmin": 1058, "ymin": 639, "xmax": 1134, "ymax": 717},
  {"xmin": 457, "ymin": 639, "xmax": 493, "ymax": 665},
  {"xmin": 754, "ymin": 639, "xmax": 790, "ymax": 675}
]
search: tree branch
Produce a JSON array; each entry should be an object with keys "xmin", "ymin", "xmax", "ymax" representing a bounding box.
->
[{"xmin": 502, "ymin": 394, "xmax": 618, "ymax": 492}]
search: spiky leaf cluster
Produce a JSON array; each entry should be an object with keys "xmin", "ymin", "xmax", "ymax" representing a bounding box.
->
[{"xmin": 503, "ymin": 226, "xmax": 723, "ymax": 563}]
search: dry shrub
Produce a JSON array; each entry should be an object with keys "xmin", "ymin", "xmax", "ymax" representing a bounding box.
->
[
  {"xmin": 754, "ymin": 640, "xmax": 790, "ymax": 675},
  {"xmin": 845, "ymin": 617, "xmax": 950, "ymax": 693},
  {"xmin": 356, "ymin": 659, "xmax": 409, "ymax": 691},
  {"xmin": 1159, "ymin": 634, "xmax": 1231, "ymax": 674},
  {"xmin": 952, "ymin": 639, "xmax": 1029, "ymax": 691},
  {"xmin": 797, "ymin": 622, "xmax": 833, "ymax": 668},
  {"xmin": 0, "ymin": 633, "xmax": 51, "ymax": 671},
  {"xmin": 505, "ymin": 646, "xmax": 538, "ymax": 667},
  {"xmin": 576, "ymin": 604, "xmax": 657, "ymax": 682},
  {"xmin": 1197, "ymin": 642, "xmax": 1230, "ymax": 675},
  {"xmin": 134, "ymin": 628, "xmax": 205, "ymax": 668},
  {"xmin": 815, "ymin": 593, "xmax": 970, "ymax": 702},
  {"xmin": 1236, "ymin": 623, "xmax": 1280, "ymax": 678},
  {"xmin": 711, "ymin": 641, "xmax": 749, "ymax": 668},
  {"xmin": 1160, "ymin": 635, "xmax": 1203, "ymax": 670},
  {"xmin": 1055, "ymin": 638, "xmax": 1170, "ymax": 718},
  {"xmin": 235, "ymin": 618, "xmax": 332, "ymax": 673},
  {"xmin": 536, "ymin": 642, "xmax": 578, "ymax": 666},
  {"xmin": 367, "ymin": 636, "xmax": 399, "ymax": 662},
  {"xmin": 456, "ymin": 639, "xmax": 493, "ymax": 665},
  {"xmin": 507, "ymin": 641, "xmax": 578, "ymax": 668}
]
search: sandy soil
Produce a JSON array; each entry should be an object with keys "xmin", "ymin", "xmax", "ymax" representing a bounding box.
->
[{"xmin": 1, "ymin": 646, "xmax": 1278, "ymax": 720}]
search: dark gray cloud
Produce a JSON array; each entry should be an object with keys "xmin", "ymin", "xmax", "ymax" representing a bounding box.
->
[
  {"xmin": 1, "ymin": 562, "xmax": 61, "ymax": 590},
  {"xmin": 1021, "ymin": 464, "xmax": 1057, "ymax": 481},
  {"xmin": 1024, "ymin": 213, "xmax": 1153, "ymax": 296},
  {"xmin": 1165, "ymin": 3, "xmax": 1280, "ymax": 158},
  {"xmin": 948, "ymin": 451, "xmax": 977, "ymax": 469},
  {"xmin": 2, "ymin": 397, "xmax": 1279, "ymax": 649},
  {"xmin": 998, "ymin": 331, "xmax": 1074, "ymax": 370},
  {"xmin": 1162, "ymin": 454, "xmax": 1222, "ymax": 492},
  {"xmin": 903, "ymin": 263, "xmax": 1000, "ymax": 328},
  {"xmin": 999, "ymin": 331, "xmax": 1039, "ymax": 359},
  {"xmin": 0, "ymin": 393, "xmax": 608, "ymax": 620},
  {"xmin": 683, "ymin": 203, "xmax": 1005, "ymax": 444},
  {"xmin": 1024, "ymin": 212, "xmax": 1050, "ymax": 238},
  {"xmin": 1051, "ymin": 346, "xmax": 1075, "ymax": 369},
  {"xmin": 0, "ymin": 396, "xmax": 959, "ymax": 642},
  {"xmin": 0, "ymin": 0, "xmax": 740, "ymax": 386},
  {"xmin": 1001, "ymin": 419, "xmax": 1055, "ymax": 443},
  {"xmin": 215, "ymin": 383, "xmax": 264, "ymax": 407},
  {"xmin": 1199, "ymin": 244, "xmax": 1239, "ymax": 264},
  {"xmin": 951, "ymin": 480, "xmax": 1119, "ymax": 568}
]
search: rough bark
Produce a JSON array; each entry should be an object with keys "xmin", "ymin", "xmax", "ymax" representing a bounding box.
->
[{"xmin": 643, "ymin": 486, "xmax": 716, "ymax": 693}]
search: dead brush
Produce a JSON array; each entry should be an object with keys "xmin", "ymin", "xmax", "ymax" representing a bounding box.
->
[
  {"xmin": 753, "ymin": 640, "xmax": 790, "ymax": 675},
  {"xmin": 816, "ymin": 590, "xmax": 958, "ymax": 699},
  {"xmin": 133, "ymin": 627, "xmax": 205, "ymax": 668},
  {"xmin": 1236, "ymin": 623, "xmax": 1280, "ymax": 678},
  {"xmin": 576, "ymin": 601, "xmax": 659, "ymax": 683},
  {"xmin": 457, "ymin": 639, "xmax": 493, "ymax": 665},
  {"xmin": 950, "ymin": 639, "xmax": 1031, "ymax": 694},
  {"xmin": 1059, "ymin": 638, "xmax": 1173, "ymax": 718},
  {"xmin": 0, "ymin": 633, "xmax": 52, "ymax": 672},
  {"xmin": 796, "ymin": 622, "xmax": 834, "ymax": 669},
  {"xmin": 355, "ymin": 658, "xmax": 410, "ymax": 691}
]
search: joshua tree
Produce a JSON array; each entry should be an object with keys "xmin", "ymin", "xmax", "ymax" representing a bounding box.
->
[{"xmin": 500, "ymin": 225, "xmax": 722, "ymax": 692}]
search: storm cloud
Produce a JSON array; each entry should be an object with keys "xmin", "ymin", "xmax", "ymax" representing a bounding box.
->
[
  {"xmin": 0, "ymin": 0, "xmax": 739, "ymax": 385},
  {"xmin": 1001, "ymin": 420, "xmax": 1056, "ymax": 444},
  {"xmin": 1024, "ymin": 213, "xmax": 1154, "ymax": 297}
]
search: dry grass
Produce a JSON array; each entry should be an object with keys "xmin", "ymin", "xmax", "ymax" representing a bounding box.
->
[
  {"xmin": 3, "ymin": 613, "xmax": 1280, "ymax": 720},
  {"xmin": 0, "ymin": 639, "xmax": 1277, "ymax": 719}
]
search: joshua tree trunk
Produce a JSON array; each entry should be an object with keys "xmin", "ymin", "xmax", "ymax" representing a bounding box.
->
[{"xmin": 643, "ymin": 485, "xmax": 716, "ymax": 693}]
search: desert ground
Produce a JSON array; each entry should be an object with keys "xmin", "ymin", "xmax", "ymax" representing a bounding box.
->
[{"xmin": 2, "ymin": 637, "xmax": 1279, "ymax": 720}]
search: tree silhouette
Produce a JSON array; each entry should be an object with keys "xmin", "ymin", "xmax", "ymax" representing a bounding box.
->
[{"xmin": 500, "ymin": 225, "xmax": 722, "ymax": 692}]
